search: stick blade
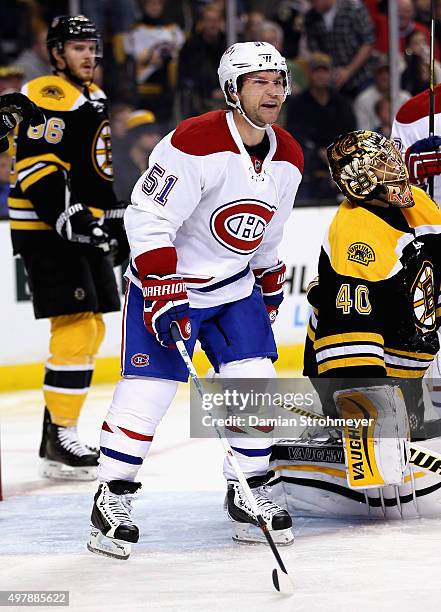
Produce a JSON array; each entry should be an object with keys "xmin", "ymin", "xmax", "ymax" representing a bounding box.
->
[{"xmin": 272, "ymin": 568, "xmax": 295, "ymax": 595}]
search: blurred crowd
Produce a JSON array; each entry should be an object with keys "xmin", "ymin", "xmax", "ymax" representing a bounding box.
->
[{"xmin": 1, "ymin": 0, "xmax": 441, "ymax": 214}]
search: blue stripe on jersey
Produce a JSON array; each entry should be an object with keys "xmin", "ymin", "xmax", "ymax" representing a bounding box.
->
[
  {"xmin": 231, "ymin": 445, "xmax": 273, "ymax": 457},
  {"xmin": 129, "ymin": 260, "xmax": 251, "ymax": 293},
  {"xmin": 193, "ymin": 266, "xmax": 250, "ymax": 293},
  {"xmin": 100, "ymin": 446, "xmax": 143, "ymax": 465}
]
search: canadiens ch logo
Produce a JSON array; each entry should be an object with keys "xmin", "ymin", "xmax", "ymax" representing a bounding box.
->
[
  {"xmin": 131, "ymin": 353, "xmax": 149, "ymax": 367},
  {"xmin": 40, "ymin": 85, "xmax": 65, "ymax": 100},
  {"xmin": 347, "ymin": 242, "xmax": 375, "ymax": 266},
  {"xmin": 210, "ymin": 199, "xmax": 276, "ymax": 254}
]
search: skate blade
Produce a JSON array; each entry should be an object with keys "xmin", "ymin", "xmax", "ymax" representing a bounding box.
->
[
  {"xmin": 87, "ymin": 528, "xmax": 132, "ymax": 560},
  {"xmin": 40, "ymin": 459, "xmax": 97, "ymax": 481},
  {"xmin": 231, "ymin": 523, "xmax": 294, "ymax": 546}
]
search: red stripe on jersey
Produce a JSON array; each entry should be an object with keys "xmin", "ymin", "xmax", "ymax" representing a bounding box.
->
[
  {"xmin": 225, "ymin": 425, "xmax": 247, "ymax": 434},
  {"xmin": 272, "ymin": 124, "xmax": 304, "ymax": 173},
  {"xmin": 118, "ymin": 426, "xmax": 154, "ymax": 441},
  {"xmin": 171, "ymin": 110, "xmax": 240, "ymax": 156},
  {"xmin": 395, "ymin": 85, "xmax": 441, "ymax": 125},
  {"xmin": 102, "ymin": 421, "xmax": 113, "ymax": 433},
  {"xmin": 183, "ymin": 276, "xmax": 215, "ymax": 284}
]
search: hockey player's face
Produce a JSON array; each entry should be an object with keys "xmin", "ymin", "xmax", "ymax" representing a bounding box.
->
[
  {"xmin": 63, "ymin": 41, "xmax": 97, "ymax": 83},
  {"xmin": 239, "ymin": 71, "xmax": 284, "ymax": 127}
]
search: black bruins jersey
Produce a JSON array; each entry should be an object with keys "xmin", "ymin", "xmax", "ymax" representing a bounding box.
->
[
  {"xmin": 8, "ymin": 74, "xmax": 118, "ymax": 254},
  {"xmin": 304, "ymin": 186, "xmax": 441, "ymax": 379}
]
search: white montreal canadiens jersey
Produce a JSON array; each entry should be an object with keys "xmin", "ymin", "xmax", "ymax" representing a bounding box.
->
[
  {"xmin": 125, "ymin": 110, "xmax": 303, "ymax": 308},
  {"xmin": 391, "ymin": 85, "xmax": 441, "ymax": 204}
]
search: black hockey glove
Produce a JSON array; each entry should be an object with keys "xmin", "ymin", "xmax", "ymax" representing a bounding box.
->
[
  {"xmin": 0, "ymin": 92, "xmax": 45, "ymax": 152},
  {"xmin": 0, "ymin": 92, "xmax": 45, "ymax": 128},
  {"xmin": 103, "ymin": 201, "xmax": 130, "ymax": 266},
  {"xmin": 55, "ymin": 204, "xmax": 116, "ymax": 254}
]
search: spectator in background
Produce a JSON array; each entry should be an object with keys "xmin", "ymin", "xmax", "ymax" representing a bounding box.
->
[
  {"xmin": 286, "ymin": 52, "xmax": 356, "ymax": 203},
  {"xmin": 0, "ymin": 65, "xmax": 24, "ymax": 94},
  {"xmin": 0, "ymin": 0, "xmax": 34, "ymax": 63},
  {"xmin": 257, "ymin": 20, "xmax": 308, "ymax": 96},
  {"xmin": 242, "ymin": 11, "xmax": 265, "ymax": 41},
  {"xmin": 110, "ymin": 102, "xmax": 135, "ymax": 176},
  {"xmin": 0, "ymin": 151, "xmax": 10, "ymax": 218},
  {"xmin": 402, "ymin": 29, "xmax": 441, "ymax": 95},
  {"xmin": 178, "ymin": 4, "xmax": 226, "ymax": 118},
  {"xmin": 414, "ymin": 0, "xmax": 433, "ymax": 27},
  {"xmin": 113, "ymin": 110, "xmax": 162, "ymax": 202},
  {"xmin": 354, "ymin": 56, "xmax": 410, "ymax": 131},
  {"xmin": 81, "ymin": 0, "xmax": 137, "ymax": 101},
  {"xmin": 81, "ymin": 0, "xmax": 137, "ymax": 34},
  {"xmin": 374, "ymin": 0, "xmax": 440, "ymax": 59},
  {"xmin": 304, "ymin": 0, "xmax": 375, "ymax": 99},
  {"xmin": 123, "ymin": 0, "xmax": 185, "ymax": 124},
  {"xmin": 15, "ymin": 27, "xmax": 51, "ymax": 82},
  {"xmin": 274, "ymin": 0, "xmax": 304, "ymax": 59},
  {"xmin": 373, "ymin": 96, "xmax": 391, "ymax": 137},
  {"xmin": 256, "ymin": 20, "xmax": 307, "ymax": 128}
]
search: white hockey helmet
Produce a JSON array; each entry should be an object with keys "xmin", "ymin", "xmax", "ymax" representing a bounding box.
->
[{"xmin": 218, "ymin": 41, "xmax": 291, "ymax": 112}]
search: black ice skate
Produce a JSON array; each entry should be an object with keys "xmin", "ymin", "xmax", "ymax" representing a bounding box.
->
[
  {"xmin": 226, "ymin": 473, "xmax": 294, "ymax": 545},
  {"xmin": 87, "ymin": 480, "xmax": 142, "ymax": 560},
  {"xmin": 40, "ymin": 408, "xmax": 99, "ymax": 481}
]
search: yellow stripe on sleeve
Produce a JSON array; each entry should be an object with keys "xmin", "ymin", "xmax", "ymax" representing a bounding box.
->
[
  {"xmin": 16, "ymin": 153, "xmax": 71, "ymax": 173},
  {"xmin": 384, "ymin": 346, "xmax": 436, "ymax": 360},
  {"xmin": 8, "ymin": 198, "xmax": 34, "ymax": 209},
  {"xmin": 307, "ymin": 321, "xmax": 316, "ymax": 342},
  {"xmin": 385, "ymin": 367, "xmax": 427, "ymax": 378},
  {"xmin": 9, "ymin": 220, "xmax": 51, "ymax": 230},
  {"xmin": 21, "ymin": 165, "xmax": 58, "ymax": 192},
  {"xmin": 318, "ymin": 355, "xmax": 385, "ymax": 375},
  {"xmin": 314, "ymin": 332, "xmax": 384, "ymax": 351}
]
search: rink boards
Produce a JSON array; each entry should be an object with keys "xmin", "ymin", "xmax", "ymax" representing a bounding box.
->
[{"xmin": 0, "ymin": 207, "xmax": 335, "ymax": 390}]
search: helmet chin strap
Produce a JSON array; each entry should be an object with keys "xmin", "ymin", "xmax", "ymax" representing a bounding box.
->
[
  {"xmin": 241, "ymin": 108, "xmax": 268, "ymax": 130},
  {"xmin": 235, "ymin": 99, "xmax": 269, "ymax": 131}
]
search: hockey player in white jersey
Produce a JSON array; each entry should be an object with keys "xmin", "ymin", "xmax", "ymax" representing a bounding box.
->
[
  {"xmin": 87, "ymin": 42, "xmax": 303, "ymax": 559},
  {"xmin": 392, "ymin": 87, "xmax": 441, "ymax": 421},
  {"xmin": 391, "ymin": 85, "xmax": 441, "ymax": 204}
]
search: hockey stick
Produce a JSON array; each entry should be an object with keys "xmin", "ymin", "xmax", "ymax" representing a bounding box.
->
[
  {"xmin": 277, "ymin": 401, "xmax": 441, "ymax": 479},
  {"xmin": 429, "ymin": 0, "xmax": 435, "ymax": 199},
  {"xmin": 170, "ymin": 325, "xmax": 294, "ymax": 595}
]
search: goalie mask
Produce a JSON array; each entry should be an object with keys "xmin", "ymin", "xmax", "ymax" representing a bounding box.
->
[{"xmin": 327, "ymin": 131, "xmax": 414, "ymax": 208}]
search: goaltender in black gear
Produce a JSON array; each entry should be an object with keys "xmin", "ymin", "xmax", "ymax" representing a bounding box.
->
[
  {"xmin": 8, "ymin": 15, "xmax": 129, "ymax": 480},
  {"xmin": 303, "ymin": 130, "xmax": 441, "ymax": 438}
]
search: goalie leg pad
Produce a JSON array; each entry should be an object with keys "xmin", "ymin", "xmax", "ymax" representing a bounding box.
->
[{"xmin": 334, "ymin": 385, "xmax": 409, "ymax": 489}]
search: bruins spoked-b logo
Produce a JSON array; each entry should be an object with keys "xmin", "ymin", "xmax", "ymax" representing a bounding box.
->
[
  {"xmin": 347, "ymin": 242, "xmax": 375, "ymax": 266},
  {"xmin": 412, "ymin": 261, "xmax": 436, "ymax": 331},
  {"xmin": 92, "ymin": 120, "xmax": 113, "ymax": 180},
  {"xmin": 40, "ymin": 85, "xmax": 65, "ymax": 100}
]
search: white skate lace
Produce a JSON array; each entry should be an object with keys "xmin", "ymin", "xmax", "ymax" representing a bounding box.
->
[
  {"xmin": 57, "ymin": 426, "xmax": 93, "ymax": 457},
  {"xmin": 237, "ymin": 484, "xmax": 283, "ymax": 521},
  {"xmin": 103, "ymin": 489, "xmax": 136, "ymax": 527}
]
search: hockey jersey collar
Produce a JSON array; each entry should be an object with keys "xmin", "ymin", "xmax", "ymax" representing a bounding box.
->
[{"xmin": 225, "ymin": 111, "xmax": 277, "ymax": 185}]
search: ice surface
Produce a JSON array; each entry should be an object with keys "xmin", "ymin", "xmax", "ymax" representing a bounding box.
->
[{"xmin": 1, "ymin": 384, "xmax": 441, "ymax": 611}]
